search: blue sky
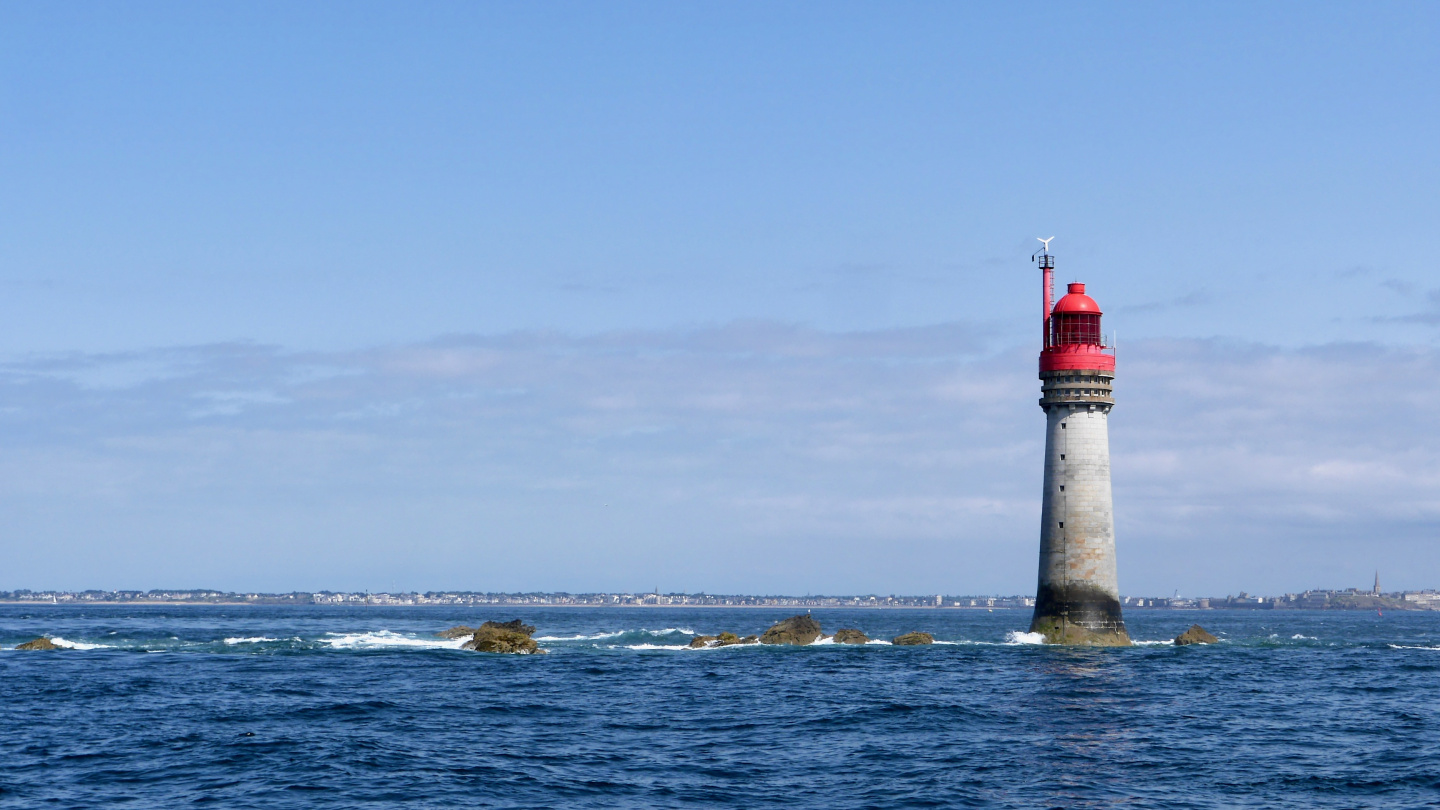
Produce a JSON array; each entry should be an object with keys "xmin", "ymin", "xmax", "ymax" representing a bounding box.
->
[{"xmin": 1, "ymin": 3, "xmax": 1437, "ymax": 594}]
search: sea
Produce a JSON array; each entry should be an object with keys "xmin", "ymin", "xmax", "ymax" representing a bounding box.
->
[{"xmin": 2, "ymin": 606, "xmax": 1437, "ymax": 809}]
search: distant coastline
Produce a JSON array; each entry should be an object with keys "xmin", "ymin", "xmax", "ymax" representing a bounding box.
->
[{"xmin": 2, "ymin": 588, "xmax": 1436, "ymax": 611}]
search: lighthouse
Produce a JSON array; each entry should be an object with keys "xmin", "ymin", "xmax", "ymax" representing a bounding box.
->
[{"xmin": 1028, "ymin": 244, "xmax": 1131, "ymax": 646}]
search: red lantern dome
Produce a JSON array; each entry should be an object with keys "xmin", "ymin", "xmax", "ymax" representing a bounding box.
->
[
  {"xmin": 1051, "ymin": 283, "xmax": 1101, "ymax": 315},
  {"xmin": 1040, "ymin": 281, "xmax": 1113, "ymax": 372}
]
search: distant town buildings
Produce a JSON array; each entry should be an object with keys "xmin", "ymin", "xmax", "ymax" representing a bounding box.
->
[{"xmin": 0, "ymin": 588, "xmax": 1435, "ymax": 610}]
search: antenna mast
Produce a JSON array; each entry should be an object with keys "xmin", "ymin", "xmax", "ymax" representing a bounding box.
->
[{"xmin": 1033, "ymin": 237, "xmax": 1055, "ymax": 348}]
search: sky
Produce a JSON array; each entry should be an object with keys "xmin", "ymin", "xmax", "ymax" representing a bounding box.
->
[{"xmin": 1, "ymin": 2, "xmax": 1437, "ymax": 595}]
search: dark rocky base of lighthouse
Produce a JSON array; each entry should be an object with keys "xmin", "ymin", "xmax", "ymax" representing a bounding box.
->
[{"xmin": 1029, "ymin": 584, "xmax": 1132, "ymax": 646}]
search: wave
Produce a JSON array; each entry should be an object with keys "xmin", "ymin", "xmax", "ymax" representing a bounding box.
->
[
  {"xmin": 1389, "ymin": 644, "xmax": 1440, "ymax": 651},
  {"xmin": 48, "ymin": 636, "xmax": 111, "ymax": 650},
  {"xmin": 536, "ymin": 627, "xmax": 695, "ymax": 642},
  {"xmin": 321, "ymin": 631, "xmax": 469, "ymax": 650},
  {"xmin": 1003, "ymin": 631, "xmax": 1047, "ymax": 645},
  {"xmin": 1133, "ymin": 640, "xmax": 1176, "ymax": 646},
  {"xmin": 223, "ymin": 636, "xmax": 281, "ymax": 645}
]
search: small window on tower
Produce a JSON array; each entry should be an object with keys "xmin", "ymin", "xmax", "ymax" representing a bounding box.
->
[
  {"xmin": 1058, "ymin": 522, "xmax": 1064, "ymax": 528},
  {"xmin": 1060, "ymin": 486, "xmax": 1064, "ymax": 491},
  {"xmin": 1061, "ymin": 424, "xmax": 1066, "ymax": 429},
  {"xmin": 1060, "ymin": 454, "xmax": 1065, "ymax": 460}
]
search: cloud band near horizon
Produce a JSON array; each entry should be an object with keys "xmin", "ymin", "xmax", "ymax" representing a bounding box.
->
[{"xmin": 1, "ymin": 322, "xmax": 1435, "ymax": 596}]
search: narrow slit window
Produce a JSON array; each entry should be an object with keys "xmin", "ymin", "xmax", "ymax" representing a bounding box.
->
[
  {"xmin": 1059, "ymin": 486, "xmax": 1065, "ymax": 491},
  {"xmin": 1060, "ymin": 454, "xmax": 1065, "ymax": 460},
  {"xmin": 1058, "ymin": 522, "xmax": 1064, "ymax": 528}
]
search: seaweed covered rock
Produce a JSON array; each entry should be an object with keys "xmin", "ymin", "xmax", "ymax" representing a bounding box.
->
[
  {"xmin": 15, "ymin": 637, "xmax": 59, "ymax": 651},
  {"xmin": 1174, "ymin": 625, "xmax": 1219, "ymax": 646},
  {"xmin": 461, "ymin": 620, "xmax": 540, "ymax": 654},
  {"xmin": 833, "ymin": 629, "xmax": 869, "ymax": 645},
  {"xmin": 481, "ymin": 619, "xmax": 536, "ymax": 636},
  {"xmin": 436, "ymin": 625, "xmax": 477, "ymax": 639},
  {"xmin": 891, "ymin": 632, "xmax": 934, "ymax": 646},
  {"xmin": 760, "ymin": 615, "xmax": 823, "ymax": 646},
  {"xmin": 690, "ymin": 632, "xmax": 760, "ymax": 648}
]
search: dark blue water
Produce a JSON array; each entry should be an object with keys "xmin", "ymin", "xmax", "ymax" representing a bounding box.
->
[{"xmin": 2, "ymin": 607, "xmax": 1438, "ymax": 808}]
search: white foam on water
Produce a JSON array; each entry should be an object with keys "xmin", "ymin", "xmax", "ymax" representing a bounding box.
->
[
  {"xmin": 619, "ymin": 643, "xmax": 692, "ymax": 651},
  {"xmin": 1004, "ymin": 631, "xmax": 1047, "ymax": 645},
  {"xmin": 322, "ymin": 631, "xmax": 468, "ymax": 650},
  {"xmin": 535, "ymin": 627, "xmax": 695, "ymax": 642},
  {"xmin": 1291, "ymin": 634, "xmax": 1318, "ymax": 640},
  {"xmin": 535, "ymin": 632, "xmax": 623, "ymax": 641},
  {"xmin": 682, "ymin": 641, "xmax": 763, "ymax": 651},
  {"xmin": 47, "ymin": 637, "xmax": 111, "ymax": 650},
  {"xmin": 1132, "ymin": 640, "xmax": 1176, "ymax": 646},
  {"xmin": 1389, "ymin": 644, "xmax": 1440, "ymax": 651},
  {"xmin": 223, "ymin": 636, "xmax": 280, "ymax": 645}
]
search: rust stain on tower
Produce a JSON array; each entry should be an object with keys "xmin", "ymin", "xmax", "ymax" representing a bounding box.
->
[{"xmin": 1029, "ymin": 242, "xmax": 1131, "ymax": 646}]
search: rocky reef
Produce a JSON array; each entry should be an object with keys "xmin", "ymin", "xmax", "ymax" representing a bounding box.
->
[
  {"xmin": 456, "ymin": 620, "xmax": 542, "ymax": 654},
  {"xmin": 1174, "ymin": 625, "xmax": 1219, "ymax": 645},
  {"xmin": 832, "ymin": 629, "xmax": 869, "ymax": 644},
  {"xmin": 760, "ymin": 614, "xmax": 823, "ymax": 645},
  {"xmin": 436, "ymin": 625, "xmax": 477, "ymax": 639},
  {"xmin": 689, "ymin": 632, "xmax": 759, "ymax": 648},
  {"xmin": 891, "ymin": 632, "xmax": 934, "ymax": 646},
  {"xmin": 15, "ymin": 637, "xmax": 59, "ymax": 650}
]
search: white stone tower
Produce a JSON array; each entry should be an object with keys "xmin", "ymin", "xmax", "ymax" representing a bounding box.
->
[{"xmin": 1028, "ymin": 246, "xmax": 1130, "ymax": 645}]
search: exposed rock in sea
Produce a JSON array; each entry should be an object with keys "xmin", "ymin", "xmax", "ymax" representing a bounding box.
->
[
  {"xmin": 891, "ymin": 632, "xmax": 934, "ymax": 646},
  {"xmin": 16, "ymin": 637, "xmax": 60, "ymax": 651},
  {"xmin": 833, "ymin": 629, "xmax": 869, "ymax": 645},
  {"xmin": 461, "ymin": 620, "xmax": 541, "ymax": 654},
  {"xmin": 436, "ymin": 625, "xmax": 477, "ymax": 639},
  {"xmin": 482, "ymin": 619, "xmax": 536, "ymax": 636},
  {"xmin": 760, "ymin": 614, "xmax": 823, "ymax": 645},
  {"xmin": 1174, "ymin": 625, "xmax": 1219, "ymax": 646},
  {"xmin": 689, "ymin": 632, "xmax": 759, "ymax": 648}
]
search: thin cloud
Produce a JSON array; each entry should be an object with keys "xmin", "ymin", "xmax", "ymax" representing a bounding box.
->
[{"xmin": 0, "ymin": 325, "xmax": 1436, "ymax": 594}]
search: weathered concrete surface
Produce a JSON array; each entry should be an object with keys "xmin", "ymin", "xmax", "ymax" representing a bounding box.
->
[
  {"xmin": 1030, "ymin": 583, "xmax": 1131, "ymax": 646},
  {"xmin": 1030, "ymin": 372, "xmax": 1130, "ymax": 646}
]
